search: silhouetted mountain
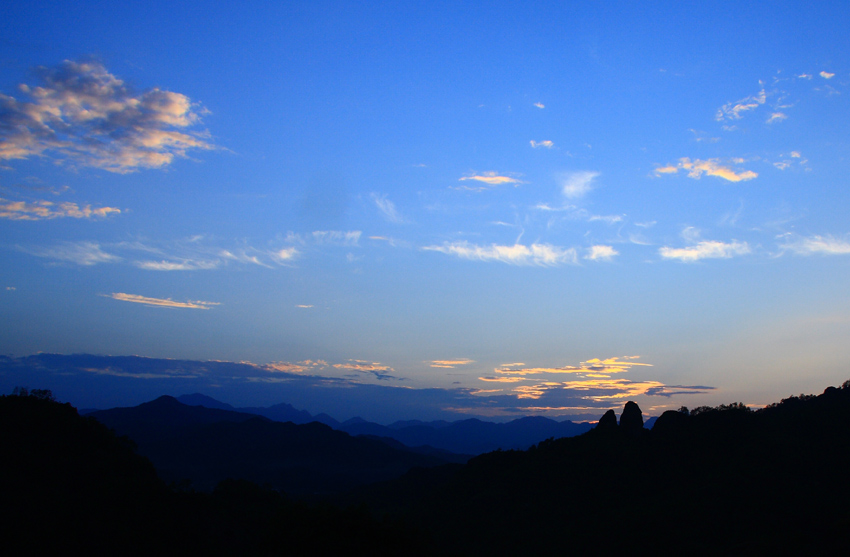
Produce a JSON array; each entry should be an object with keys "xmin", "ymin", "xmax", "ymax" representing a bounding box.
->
[
  {"xmin": 619, "ymin": 400, "xmax": 644, "ymax": 432},
  {"xmin": 1, "ymin": 390, "xmax": 429, "ymax": 555},
  {"xmin": 0, "ymin": 391, "xmax": 173, "ymax": 553},
  {"xmin": 238, "ymin": 401, "xmax": 315, "ymax": 424},
  {"xmin": 177, "ymin": 393, "xmax": 594, "ymax": 454},
  {"xmin": 378, "ymin": 384, "xmax": 850, "ymax": 555},
  {"xmin": 89, "ymin": 395, "xmax": 267, "ymax": 445},
  {"xmin": 90, "ymin": 396, "xmax": 451, "ymax": 494},
  {"xmin": 596, "ymin": 408, "xmax": 618, "ymax": 430},
  {"xmin": 340, "ymin": 415, "xmax": 593, "ymax": 454},
  {"xmin": 177, "ymin": 392, "xmax": 237, "ymax": 410}
]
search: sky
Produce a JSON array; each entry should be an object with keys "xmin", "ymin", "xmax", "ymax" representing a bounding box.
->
[{"xmin": 2, "ymin": 1, "xmax": 850, "ymax": 423}]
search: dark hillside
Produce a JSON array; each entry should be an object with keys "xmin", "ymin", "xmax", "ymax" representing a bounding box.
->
[
  {"xmin": 0, "ymin": 390, "xmax": 429, "ymax": 555},
  {"xmin": 389, "ymin": 382, "xmax": 850, "ymax": 555},
  {"xmin": 0, "ymin": 390, "xmax": 174, "ymax": 553},
  {"xmin": 91, "ymin": 396, "xmax": 450, "ymax": 494}
]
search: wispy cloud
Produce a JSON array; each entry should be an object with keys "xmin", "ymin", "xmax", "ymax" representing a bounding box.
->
[
  {"xmin": 134, "ymin": 259, "xmax": 220, "ymax": 271},
  {"xmin": 585, "ymin": 245, "xmax": 618, "ymax": 261},
  {"xmin": 311, "ymin": 230, "xmax": 361, "ymax": 245},
  {"xmin": 371, "ymin": 193, "xmax": 405, "ymax": 223},
  {"xmin": 715, "ymin": 86, "xmax": 767, "ymax": 121},
  {"xmin": 779, "ymin": 234, "xmax": 850, "ymax": 255},
  {"xmin": 474, "ymin": 356, "xmax": 715, "ymax": 406},
  {"xmin": 429, "ymin": 359, "xmax": 474, "ymax": 369},
  {"xmin": 820, "ymin": 71, "xmax": 835, "ymax": 79},
  {"xmin": 271, "ymin": 247, "xmax": 299, "ymax": 263},
  {"xmin": 24, "ymin": 236, "xmax": 306, "ymax": 270},
  {"xmin": 560, "ymin": 171, "xmax": 599, "ymax": 198},
  {"xmin": 0, "ymin": 198, "xmax": 120, "ymax": 220},
  {"xmin": 659, "ymin": 233, "xmax": 751, "ymax": 262},
  {"xmin": 655, "ymin": 158, "xmax": 757, "ymax": 182},
  {"xmin": 0, "ymin": 60, "xmax": 214, "ymax": 173},
  {"xmin": 332, "ymin": 360, "xmax": 397, "ymax": 380},
  {"xmin": 533, "ymin": 102, "xmax": 545, "ymax": 109},
  {"xmin": 105, "ymin": 292, "xmax": 220, "ymax": 309},
  {"xmin": 457, "ymin": 171, "xmax": 522, "ymax": 191},
  {"xmin": 766, "ymin": 112, "xmax": 787, "ymax": 124},
  {"xmin": 25, "ymin": 241, "xmax": 119, "ymax": 266},
  {"xmin": 496, "ymin": 356, "xmax": 652, "ymax": 378},
  {"xmin": 530, "ymin": 140, "xmax": 554, "ymax": 149},
  {"xmin": 423, "ymin": 241, "xmax": 577, "ymax": 266}
]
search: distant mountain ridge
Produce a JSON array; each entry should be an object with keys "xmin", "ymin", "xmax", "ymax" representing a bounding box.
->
[
  {"xmin": 367, "ymin": 381, "xmax": 850, "ymax": 555},
  {"xmin": 88, "ymin": 396, "xmax": 449, "ymax": 494},
  {"xmin": 175, "ymin": 392, "xmax": 595, "ymax": 454}
]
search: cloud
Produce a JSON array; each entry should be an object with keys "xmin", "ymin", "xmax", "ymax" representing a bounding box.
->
[
  {"xmin": 311, "ymin": 230, "xmax": 361, "ymax": 245},
  {"xmin": 659, "ymin": 239, "xmax": 751, "ymax": 261},
  {"xmin": 715, "ymin": 87, "xmax": 767, "ymax": 121},
  {"xmin": 134, "ymin": 259, "xmax": 220, "ymax": 271},
  {"xmin": 496, "ymin": 357, "xmax": 652, "ymax": 378},
  {"xmin": 457, "ymin": 172, "xmax": 522, "ymax": 190},
  {"xmin": 262, "ymin": 361, "xmax": 310, "ymax": 373},
  {"xmin": 295, "ymin": 304, "xmax": 313, "ymax": 308},
  {"xmin": 655, "ymin": 158, "xmax": 757, "ymax": 182},
  {"xmin": 766, "ymin": 112, "xmax": 787, "ymax": 124},
  {"xmin": 105, "ymin": 292, "xmax": 220, "ymax": 309},
  {"xmin": 560, "ymin": 171, "xmax": 599, "ymax": 198},
  {"xmin": 25, "ymin": 241, "xmax": 119, "ymax": 265},
  {"xmin": 534, "ymin": 102, "xmax": 545, "ymax": 109},
  {"xmin": 2, "ymin": 353, "xmax": 715, "ymax": 422},
  {"xmin": 820, "ymin": 71, "xmax": 835, "ymax": 79},
  {"xmin": 587, "ymin": 214, "xmax": 623, "ymax": 224},
  {"xmin": 0, "ymin": 198, "xmax": 120, "ymax": 220},
  {"xmin": 423, "ymin": 241, "xmax": 577, "ymax": 266},
  {"xmin": 371, "ymin": 193, "xmax": 404, "ymax": 223},
  {"xmin": 272, "ymin": 247, "xmax": 299, "ymax": 262},
  {"xmin": 430, "ymin": 359, "xmax": 474, "ymax": 369},
  {"xmin": 478, "ymin": 376, "xmax": 527, "ymax": 383},
  {"xmin": 0, "ymin": 60, "xmax": 214, "ymax": 173},
  {"xmin": 332, "ymin": 360, "xmax": 397, "ymax": 380},
  {"xmin": 779, "ymin": 234, "xmax": 850, "ymax": 255},
  {"xmin": 530, "ymin": 140, "xmax": 554, "ymax": 149},
  {"xmin": 24, "ymin": 236, "xmax": 306, "ymax": 270},
  {"xmin": 585, "ymin": 245, "xmax": 618, "ymax": 261},
  {"xmin": 472, "ymin": 356, "xmax": 716, "ymax": 408}
]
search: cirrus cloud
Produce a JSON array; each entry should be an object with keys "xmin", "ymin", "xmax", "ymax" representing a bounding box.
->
[
  {"xmin": 655, "ymin": 158, "xmax": 757, "ymax": 182},
  {"xmin": 0, "ymin": 198, "xmax": 120, "ymax": 220},
  {"xmin": 560, "ymin": 171, "xmax": 599, "ymax": 198},
  {"xmin": 105, "ymin": 292, "xmax": 220, "ymax": 309},
  {"xmin": 659, "ymin": 239, "xmax": 751, "ymax": 261},
  {"xmin": 423, "ymin": 241, "xmax": 577, "ymax": 266},
  {"xmin": 779, "ymin": 234, "xmax": 850, "ymax": 256},
  {"xmin": 457, "ymin": 171, "xmax": 523, "ymax": 191}
]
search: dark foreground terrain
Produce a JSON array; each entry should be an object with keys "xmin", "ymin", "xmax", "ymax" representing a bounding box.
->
[{"xmin": 4, "ymin": 382, "xmax": 850, "ymax": 555}]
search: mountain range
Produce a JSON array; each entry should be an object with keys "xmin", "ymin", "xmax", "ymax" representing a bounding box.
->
[{"xmin": 172, "ymin": 392, "xmax": 599, "ymax": 454}]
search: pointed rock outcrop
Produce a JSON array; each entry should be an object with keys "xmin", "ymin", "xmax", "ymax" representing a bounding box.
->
[
  {"xmin": 596, "ymin": 409, "xmax": 618, "ymax": 431},
  {"xmin": 619, "ymin": 401, "xmax": 644, "ymax": 433}
]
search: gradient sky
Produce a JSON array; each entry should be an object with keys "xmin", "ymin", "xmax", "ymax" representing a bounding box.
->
[{"xmin": 2, "ymin": 1, "xmax": 850, "ymax": 422}]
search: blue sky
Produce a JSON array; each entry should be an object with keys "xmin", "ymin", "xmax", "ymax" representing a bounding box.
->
[{"xmin": 2, "ymin": 1, "xmax": 850, "ymax": 421}]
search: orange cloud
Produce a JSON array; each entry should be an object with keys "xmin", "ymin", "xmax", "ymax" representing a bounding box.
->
[
  {"xmin": 457, "ymin": 172, "xmax": 523, "ymax": 190},
  {"xmin": 105, "ymin": 292, "xmax": 219, "ymax": 309},
  {"xmin": 655, "ymin": 158, "xmax": 757, "ymax": 182},
  {"xmin": 0, "ymin": 198, "xmax": 120, "ymax": 220},
  {"xmin": 430, "ymin": 358, "xmax": 474, "ymax": 368},
  {"xmin": 496, "ymin": 356, "xmax": 652, "ymax": 376}
]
